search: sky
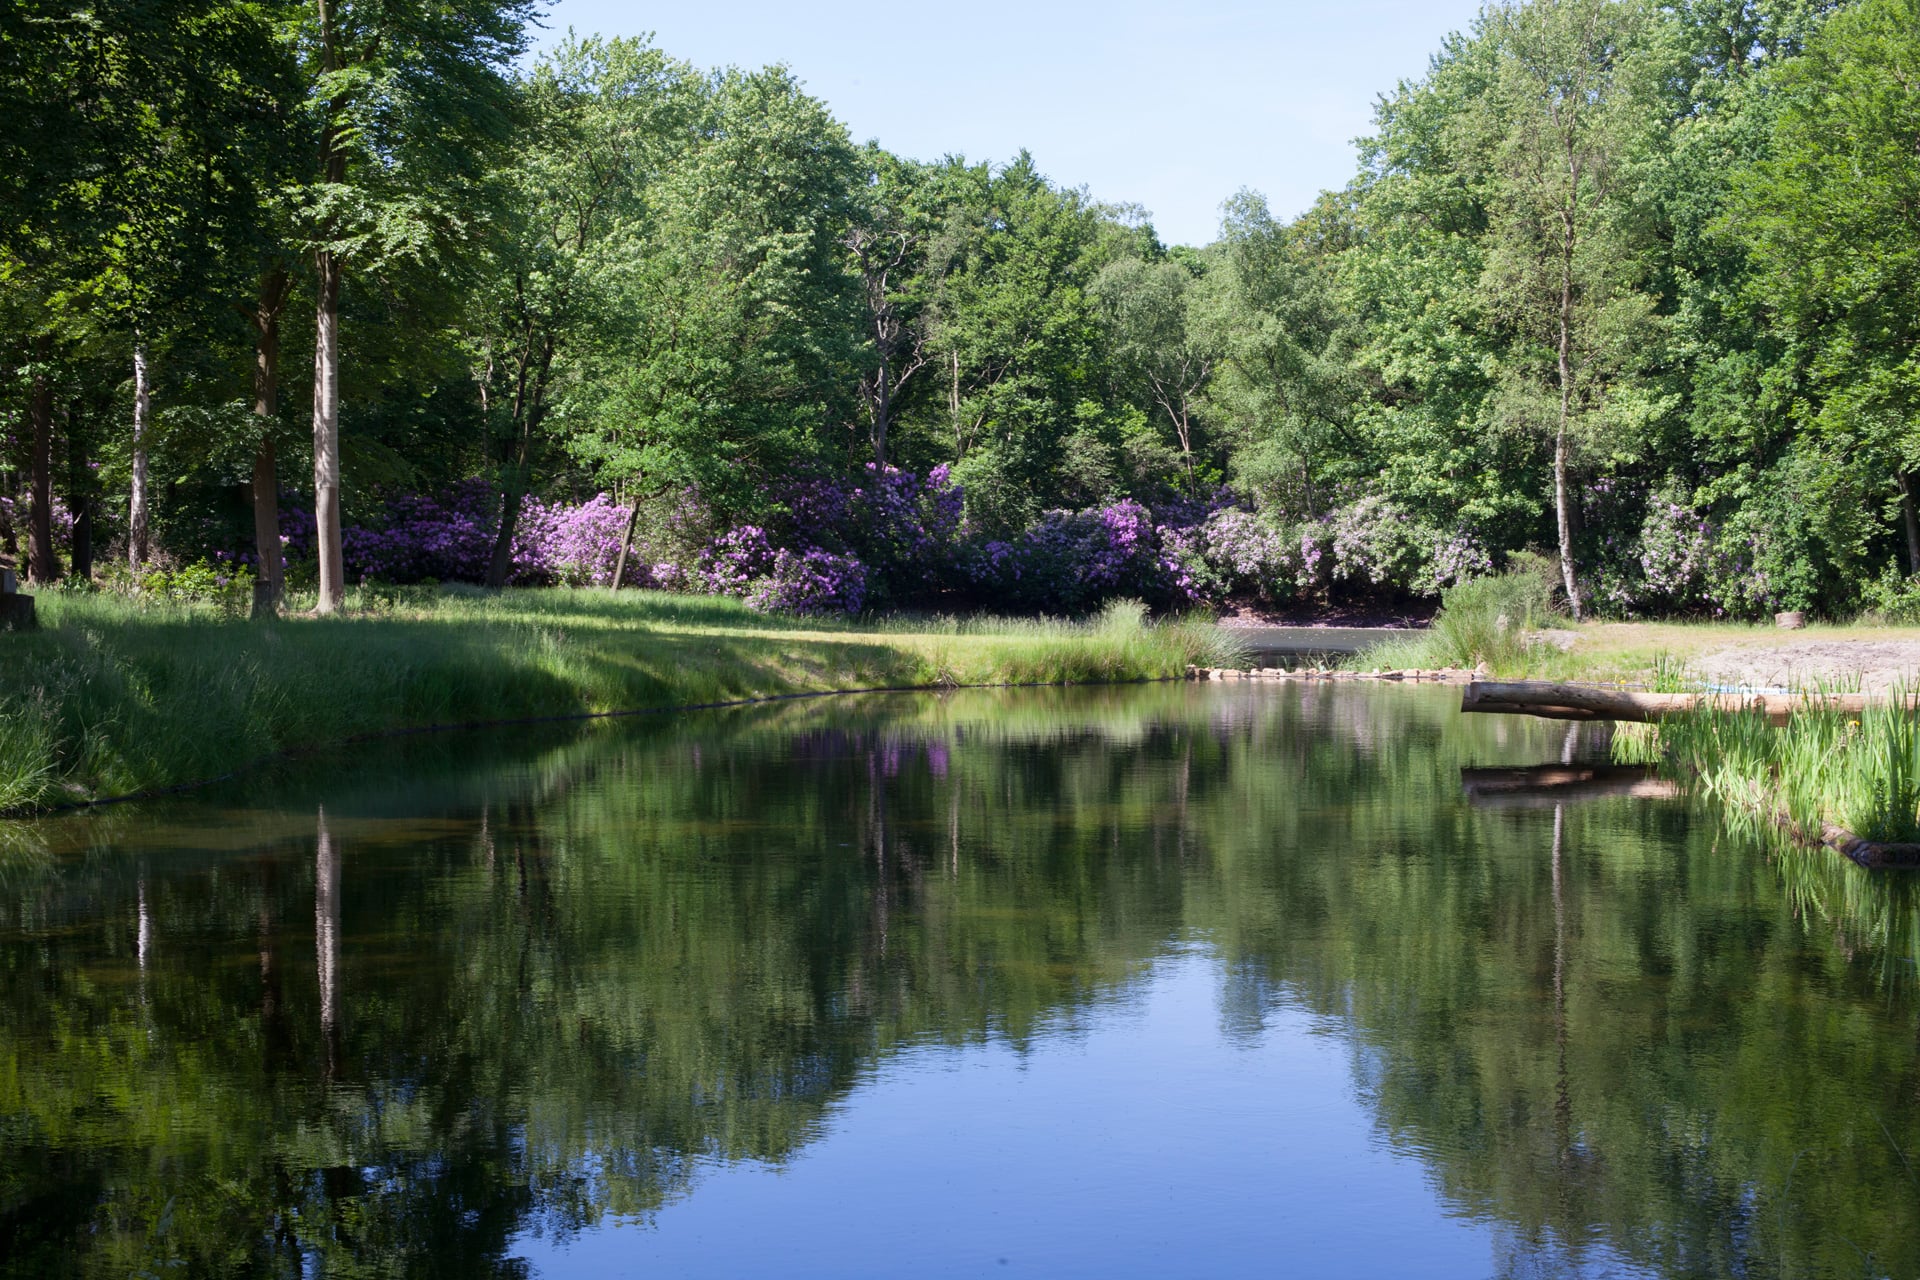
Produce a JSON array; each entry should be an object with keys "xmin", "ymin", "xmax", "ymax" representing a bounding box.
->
[{"xmin": 531, "ymin": 0, "xmax": 1490, "ymax": 248}]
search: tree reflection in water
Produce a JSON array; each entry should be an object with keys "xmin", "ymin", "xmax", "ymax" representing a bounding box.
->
[{"xmin": 0, "ymin": 683, "xmax": 1913, "ymax": 1277}]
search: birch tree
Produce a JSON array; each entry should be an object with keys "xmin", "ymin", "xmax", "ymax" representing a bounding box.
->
[{"xmin": 1474, "ymin": 0, "xmax": 1658, "ymax": 618}]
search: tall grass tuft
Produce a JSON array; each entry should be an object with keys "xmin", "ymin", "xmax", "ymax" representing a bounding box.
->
[
  {"xmin": 1345, "ymin": 570, "xmax": 1562, "ymax": 673},
  {"xmin": 1625, "ymin": 685, "xmax": 1920, "ymax": 846}
]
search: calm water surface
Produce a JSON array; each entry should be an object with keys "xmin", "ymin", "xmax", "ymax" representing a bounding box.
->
[{"xmin": 1, "ymin": 683, "xmax": 1916, "ymax": 1278}]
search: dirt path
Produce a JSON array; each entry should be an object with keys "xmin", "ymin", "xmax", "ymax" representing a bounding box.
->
[{"xmin": 1564, "ymin": 622, "xmax": 1920, "ymax": 691}]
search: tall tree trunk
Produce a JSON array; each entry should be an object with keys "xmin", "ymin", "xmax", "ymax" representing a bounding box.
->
[
  {"xmin": 483, "ymin": 339, "xmax": 552, "ymax": 589},
  {"xmin": 1555, "ymin": 217, "xmax": 1582, "ymax": 622},
  {"xmin": 872, "ymin": 350, "xmax": 891, "ymax": 466},
  {"xmin": 313, "ymin": 0, "xmax": 347, "ymax": 613},
  {"xmin": 312, "ymin": 249, "xmax": 345, "ymax": 612},
  {"xmin": 1899, "ymin": 471, "xmax": 1920, "ymax": 577},
  {"xmin": 250, "ymin": 267, "xmax": 290, "ymax": 614},
  {"xmin": 27, "ymin": 339, "xmax": 59, "ymax": 584},
  {"xmin": 66, "ymin": 399, "xmax": 91, "ymax": 582},
  {"xmin": 129, "ymin": 341, "xmax": 152, "ymax": 570}
]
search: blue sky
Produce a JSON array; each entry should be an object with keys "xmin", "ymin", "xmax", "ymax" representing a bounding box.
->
[{"xmin": 532, "ymin": 0, "xmax": 1489, "ymax": 248}]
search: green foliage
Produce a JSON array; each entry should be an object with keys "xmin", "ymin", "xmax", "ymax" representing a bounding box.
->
[
  {"xmin": 1859, "ymin": 565, "xmax": 1920, "ymax": 624},
  {"xmin": 138, "ymin": 560, "xmax": 255, "ymax": 611},
  {"xmin": 1429, "ymin": 570, "xmax": 1558, "ymax": 669},
  {"xmin": 6, "ymin": 0, "xmax": 1920, "ymax": 621}
]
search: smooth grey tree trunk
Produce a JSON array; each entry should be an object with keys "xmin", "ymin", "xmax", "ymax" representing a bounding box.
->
[
  {"xmin": 129, "ymin": 341, "xmax": 152, "ymax": 571},
  {"xmin": 1899, "ymin": 472, "xmax": 1920, "ymax": 577},
  {"xmin": 27, "ymin": 341, "xmax": 59, "ymax": 585},
  {"xmin": 1555, "ymin": 205, "xmax": 1582, "ymax": 622},
  {"xmin": 312, "ymin": 250, "xmax": 345, "ymax": 612}
]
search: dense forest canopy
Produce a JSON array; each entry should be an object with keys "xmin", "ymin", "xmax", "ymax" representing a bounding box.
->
[{"xmin": 3, "ymin": 0, "xmax": 1918, "ymax": 618}]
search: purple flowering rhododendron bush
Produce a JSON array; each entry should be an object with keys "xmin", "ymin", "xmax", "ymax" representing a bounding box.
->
[{"xmin": 255, "ymin": 467, "xmax": 1526, "ymax": 618}]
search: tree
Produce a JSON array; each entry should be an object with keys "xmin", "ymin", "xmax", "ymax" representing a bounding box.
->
[
  {"xmin": 1193, "ymin": 191, "xmax": 1355, "ymax": 520},
  {"xmin": 577, "ymin": 67, "xmax": 862, "ymax": 518},
  {"xmin": 1473, "ymin": 0, "xmax": 1660, "ymax": 618},
  {"xmin": 1091, "ymin": 253, "xmax": 1215, "ymax": 496},
  {"xmin": 294, "ymin": 0, "xmax": 534, "ymax": 611},
  {"xmin": 464, "ymin": 35, "xmax": 700, "ymax": 588},
  {"xmin": 1732, "ymin": 0, "xmax": 1920, "ymax": 574},
  {"xmin": 845, "ymin": 152, "xmax": 941, "ymax": 467}
]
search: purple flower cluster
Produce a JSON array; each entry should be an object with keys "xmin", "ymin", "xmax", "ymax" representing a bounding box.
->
[
  {"xmin": 696, "ymin": 526, "xmax": 866, "ymax": 615},
  {"xmin": 0, "ymin": 493, "xmax": 76, "ymax": 547},
  {"xmin": 338, "ymin": 482, "xmax": 497, "ymax": 583},
  {"xmin": 1321, "ymin": 496, "xmax": 1431, "ymax": 589},
  {"xmin": 516, "ymin": 493, "xmax": 640, "ymax": 587},
  {"xmin": 1587, "ymin": 494, "xmax": 1780, "ymax": 619},
  {"xmin": 1197, "ymin": 509, "xmax": 1300, "ymax": 602},
  {"xmin": 1428, "ymin": 531, "xmax": 1493, "ymax": 592},
  {"xmin": 966, "ymin": 499, "xmax": 1196, "ymax": 613},
  {"xmin": 784, "ymin": 463, "xmax": 965, "ymax": 601}
]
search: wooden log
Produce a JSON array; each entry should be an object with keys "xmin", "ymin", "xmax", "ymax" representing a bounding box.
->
[
  {"xmin": 1819, "ymin": 824, "xmax": 1920, "ymax": 870},
  {"xmin": 1462, "ymin": 680, "xmax": 1893, "ymax": 724}
]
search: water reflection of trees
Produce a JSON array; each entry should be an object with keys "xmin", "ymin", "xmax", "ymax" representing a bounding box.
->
[{"xmin": 0, "ymin": 683, "xmax": 1914, "ymax": 1277}]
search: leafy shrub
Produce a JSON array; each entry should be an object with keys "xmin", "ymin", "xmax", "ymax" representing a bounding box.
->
[
  {"xmin": 1428, "ymin": 531, "xmax": 1493, "ymax": 592},
  {"xmin": 698, "ymin": 527, "xmax": 868, "ymax": 616},
  {"xmin": 746, "ymin": 548, "xmax": 868, "ymax": 616},
  {"xmin": 1859, "ymin": 564, "xmax": 1920, "ymax": 623},
  {"xmin": 516, "ymin": 492, "xmax": 638, "ymax": 587},
  {"xmin": 965, "ymin": 500, "xmax": 1195, "ymax": 615},
  {"xmin": 136, "ymin": 558, "xmax": 256, "ymax": 614},
  {"xmin": 786, "ymin": 463, "xmax": 964, "ymax": 602},
  {"xmin": 1296, "ymin": 497, "xmax": 1442, "ymax": 598},
  {"xmin": 1197, "ymin": 509, "xmax": 1299, "ymax": 603}
]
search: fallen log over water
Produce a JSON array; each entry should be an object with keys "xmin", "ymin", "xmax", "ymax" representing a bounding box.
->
[
  {"xmin": 1461, "ymin": 680, "xmax": 1890, "ymax": 725},
  {"xmin": 1459, "ymin": 764, "xmax": 1682, "ymax": 808}
]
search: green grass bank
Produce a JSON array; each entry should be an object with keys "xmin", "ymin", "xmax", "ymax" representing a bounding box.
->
[{"xmin": 0, "ymin": 589, "xmax": 1232, "ymax": 814}]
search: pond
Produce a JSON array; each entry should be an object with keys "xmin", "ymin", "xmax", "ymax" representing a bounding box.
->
[{"xmin": 1, "ymin": 683, "xmax": 1916, "ymax": 1278}]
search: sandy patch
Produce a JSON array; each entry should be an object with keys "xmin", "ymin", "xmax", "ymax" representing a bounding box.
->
[{"xmin": 1689, "ymin": 640, "xmax": 1920, "ymax": 693}]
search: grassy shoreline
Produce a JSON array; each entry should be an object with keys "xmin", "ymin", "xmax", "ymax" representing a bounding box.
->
[
  {"xmin": 0, "ymin": 589, "xmax": 1233, "ymax": 815},
  {"xmin": 1613, "ymin": 696, "xmax": 1920, "ymax": 861},
  {"xmin": 1339, "ymin": 573, "xmax": 1920, "ymax": 856}
]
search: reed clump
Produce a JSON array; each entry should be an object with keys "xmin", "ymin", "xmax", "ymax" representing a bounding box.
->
[
  {"xmin": 1345, "ymin": 570, "xmax": 1564, "ymax": 673},
  {"xmin": 0, "ymin": 589, "xmax": 1222, "ymax": 814},
  {"xmin": 1618, "ymin": 687, "xmax": 1920, "ymax": 847}
]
